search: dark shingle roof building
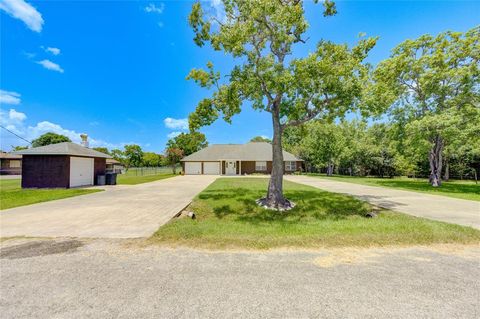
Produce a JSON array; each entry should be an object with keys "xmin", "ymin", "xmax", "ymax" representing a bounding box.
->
[{"xmin": 14, "ymin": 142, "xmax": 110, "ymax": 188}]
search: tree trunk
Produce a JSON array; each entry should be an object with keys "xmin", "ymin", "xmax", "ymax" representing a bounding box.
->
[
  {"xmin": 443, "ymin": 157, "xmax": 449, "ymax": 182},
  {"xmin": 172, "ymin": 163, "xmax": 177, "ymax": 174},
  {"xmin": 326, "ymin": 162, "xmax": 334, "ymax": 176},
  {"xmin": 263, "ymin": 107, "xmax": 291, "ymax": 210},
  {"xmin": 429, "ymin": 135, "xmax": 443, "ymax": 187}
]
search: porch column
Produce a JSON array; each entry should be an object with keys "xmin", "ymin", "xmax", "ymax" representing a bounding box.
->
[{"xmin": 239, "ymin": 161, "xmax": 242, "ymax": 175}]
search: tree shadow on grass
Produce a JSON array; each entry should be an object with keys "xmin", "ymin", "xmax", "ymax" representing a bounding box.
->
[
  {"xmin": 198, "ymin": 188, "xmax": 251, "ymax": 200},
  {"xmin": 204, "ymin": 188, "xmax": 370, "ymax": 225}
]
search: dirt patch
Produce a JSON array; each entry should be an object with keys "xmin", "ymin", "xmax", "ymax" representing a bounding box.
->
[
  {"xmin": 0, "ymin": 240, "xmax": 84, "ymax": 259},
  {"xmin": 313, "ymin": 248, "xmax": 383, "ymax": 268},
  {"xmin": 312, "ymin": 244, "xmax": 480, "ymax": 268}
]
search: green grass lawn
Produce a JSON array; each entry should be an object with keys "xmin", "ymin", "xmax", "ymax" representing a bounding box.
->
[
  {"xmin": 116, "ymin": 173, "xmax": 176, "ymax": 185},
  {"xmin": 152, "ymin": 178, "xmax": 480, "ymax": 249},
  {"xmin": 308, "ymin": 174, "xmax": 480, "ymax": 201},
  {"xmin": 0, "ymin": 179, "xmax": 102, "ymax": 210}
]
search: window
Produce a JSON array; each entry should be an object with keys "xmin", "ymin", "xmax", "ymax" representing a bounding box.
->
[
  {"xmin": 285, "ymin": 161, "xmax": 296, "ymax": 171},
  {"xmin": 9, "ymin": 160, "xmax": 21, "ymax": 168},
  {"xmin": 255, "ymin": 161, "xmax": 267, "ymax": 171}
]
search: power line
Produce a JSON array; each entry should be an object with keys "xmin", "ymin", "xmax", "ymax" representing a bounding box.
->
[{"xmin": 0, "ymin": 125, "xmax": 32, "ymax": 145}]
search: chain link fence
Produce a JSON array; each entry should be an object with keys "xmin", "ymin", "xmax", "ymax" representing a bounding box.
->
[{"xmin": 123, "ymin": 165, "xmax": 181, "ymax": 176}]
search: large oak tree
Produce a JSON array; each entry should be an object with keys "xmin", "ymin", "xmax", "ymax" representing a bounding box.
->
[
  {"xmin": 368, "ymin": 27, "xmax": 479, "ymax": 186},
  {"xmin": 187, "ymin": 0, "xmax": 376, "ymax": 209}
]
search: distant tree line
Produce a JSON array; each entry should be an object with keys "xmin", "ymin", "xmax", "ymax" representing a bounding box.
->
[
  {"xmin": 284, "ymin": 118, "xmax": 479, "ymax": 181},
  {"xmin": 91, "ymin": 131, "xmax": 209, "ymax": 173}
]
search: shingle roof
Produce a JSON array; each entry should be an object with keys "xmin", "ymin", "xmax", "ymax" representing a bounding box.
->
[
  {"xmin": 181, "ymin": 142, "xmax": 302, "ymax": 162},
  {"xmin": 13, "ymin": 142, "xmax": 112, "ymax": 158},
  {"xmin": 106, "ymin": 158, "xmax": 123, "ymax": 164}
]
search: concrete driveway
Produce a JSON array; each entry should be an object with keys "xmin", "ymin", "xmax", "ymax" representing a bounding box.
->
[
  {"xmin": 0, "ymin": 175, "xmax": 217, "ymax": 238},
  {"xmin": 1, "ymin": 238, "xmax": 478, "ymax": 318},
  {"xmin": 286, "ymin": 175, "xmax": 480, "ymax": 229}
]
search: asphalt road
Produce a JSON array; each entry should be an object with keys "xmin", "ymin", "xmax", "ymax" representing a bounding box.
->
[{"xmin": 1, "ymin": 239, "xmax": 479, "ymax": 318}]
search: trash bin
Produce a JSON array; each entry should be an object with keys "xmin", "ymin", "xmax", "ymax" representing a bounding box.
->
[
  {"xmin": 105, "ymin": 172, "xmax": 117, "ymax": 185},
  {"xmin": 97, "ymin": 174, "xmax": 106, "ymax": 186}
]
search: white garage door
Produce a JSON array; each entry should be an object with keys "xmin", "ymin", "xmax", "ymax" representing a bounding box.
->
[
  {"xmin": 70, "ymin": 157, "xmax": 94, "ymax": 187},
  {"xmin": 184, "ymin": 162, "xmax": 202, "ymax": 175},
  {"xmin": 203, "ymin": 162, "xmax": 220, "ymax": 175}
]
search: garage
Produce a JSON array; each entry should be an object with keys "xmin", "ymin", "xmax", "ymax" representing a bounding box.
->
[
  {"xmin": 15, "ymin": 141, "xmax": 111, "ymax": 188},
  {"xmin": 203, "ymin": 162, "xmax": 220, "ymax": 175},
  {"xmin": 184, "ymin": 162, "xmax": 202, "ymax": 175},
  {"xmin": 70, "ymin": 157, "xmax": 94, "ymax": 187}
]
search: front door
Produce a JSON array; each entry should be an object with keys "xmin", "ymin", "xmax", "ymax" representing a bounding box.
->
[{"xmin": 225, "ymin": 161, "xmax": 236, "ymax": 175}]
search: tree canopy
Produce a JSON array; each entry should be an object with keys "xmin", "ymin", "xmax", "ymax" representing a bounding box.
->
[
  {"xmin": 143, "ymin": 152, "xmax": 165, "ymax": 167},
  {"xmin": 166, "ymin": 131, "xmax": 208, "ymax": 157},
  {"xmin": 31, "ymin": 132, "xmax": 71, "ymax": 147},
  {"xmin": 92, "ymin": 147, "xmax": 110, "ymax": 155},
  {"xmin": 368, "ymin": 27, "xmax": 480, "ymax": 186},
  {"xmin": 166, "ymin": 147, "xmax": 183, "ymax": 174},
  {"xmin": 250, "ymin": 136, "xmax": 272, "ymax": 143},
  {"xmin": 123, "ymin": 144, "xmax": 144, "ymax": 168},
  {"xmin": 11, "ymin": 145, "xmax": 28, "ymax": 151},
  {"xmin": 187, "ymin": 0, "xmax": 377, "ymax": 209}
]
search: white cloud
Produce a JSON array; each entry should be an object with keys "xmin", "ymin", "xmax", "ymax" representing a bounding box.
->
[
  {"xmin": 0, "ymin": 90, "xmax": 21, "ymax": 105},
  {"xmin": 25, "ymin": 121, "xmax": 125, "ymax": 149},
  {"xmin": 164, "ymin": 117, "xmax": 188, "ymax": 130},
  {"xmin": 0, "ymin": 0, "xmax": 44, "ymax": 32},
  {"xmin": 37, "ymin": 59, "xmax": 64, "ymax": 73},
  {"xmin": 167, "ymin": 131, "xmax": 181, "ymax": 139},
  {"xmin": 0, "ymin": 108, "xmax": 26, "ymax": 126},
  {"xmin": 0, "ymin": 108, "xmax": 28, "ymax": 145},
  {"xmin": 0, "ymin": 108, "xmax": 124, "ymax": 150},
  {"xmin": 145, "ymin": 3, "xmax": 165, "ymax": 28},
  {"xmin": 22, "ymin": 51, "xmax": 36, "ymax": 59},
  {"xmin": 9, "ymin": 109, "xmax": 26, "ymax": 122},
  {"xmin": 42, "ymin": 46, "xmax": 61, "ymax": 55},
  {"xmin": 145, "ymin": 3, "xmax": 164, "ymax": 14},
  {"xmin": 27, "ymin": 121, "xmax": 81, "ymax": 143}
]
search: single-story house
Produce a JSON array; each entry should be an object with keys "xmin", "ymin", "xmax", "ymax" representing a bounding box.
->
[
  {"xmin": 181, "ymin": 142, "xmax": 303, "ymax": 175},
  {"xmin": 0, "ymin": 152, "xmax": 22, "ymax": 175},
  {"xmin": 106, "ymin": 158, "xmax": 124, "ymax": 173},
  {"xmin": 14, "ymin": 142, "xmax": 112, "ymax": 188}
]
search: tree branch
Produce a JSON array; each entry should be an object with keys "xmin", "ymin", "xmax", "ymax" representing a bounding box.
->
[{"xmin": 283, "ymin": 95, "xmax": 329, "ymax": 127}]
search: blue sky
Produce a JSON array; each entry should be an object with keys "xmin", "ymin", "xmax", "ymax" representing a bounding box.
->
[{"xmin": 1, "ymin": 0, "xmax": 479, "ymax": 152}]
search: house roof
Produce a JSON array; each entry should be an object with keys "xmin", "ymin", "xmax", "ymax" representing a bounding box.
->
[
  {"xmin": 106, "ymin": 158, "xmax": 123, "ymax": 165},
  {"xmin": 181, "ymin": 142, "xmax": 302, "ymax": 162},
  {"xmin": 0, "ymin": 152, "xmax": 22, "ymax": 160},
  {"xmin": 13, "ymin": 142, "xmax": 112, "ymax": 159}
]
